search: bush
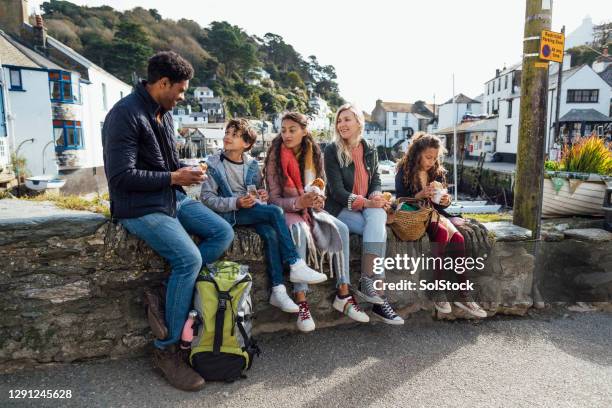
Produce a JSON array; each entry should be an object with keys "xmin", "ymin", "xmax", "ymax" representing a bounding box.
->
[{"xmin": 560, "ymin": 135, "xmax": 612, "ymax": 175}]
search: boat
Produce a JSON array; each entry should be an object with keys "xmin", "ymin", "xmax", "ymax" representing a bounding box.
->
[
  {"xmin": 25, "ymin": 175, "xmax": 66, "ymax": 191},
  {"xmin": 542, "ymin": 172, "xmax": 609, "ymax": 218}
]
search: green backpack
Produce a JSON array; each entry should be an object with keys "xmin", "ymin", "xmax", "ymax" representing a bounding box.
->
[{"xmin": 190, "ymin": 261, "xmax": 260, "ymax": 382}]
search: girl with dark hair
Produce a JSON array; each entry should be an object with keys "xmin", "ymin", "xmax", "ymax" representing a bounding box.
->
[
  {"xmin": 395, "ymin": 132, "xmax": 487, "ymax": 318},
  {"xmin": 264, "ymin": 112, "xmax": 369, "ymax": 332}
]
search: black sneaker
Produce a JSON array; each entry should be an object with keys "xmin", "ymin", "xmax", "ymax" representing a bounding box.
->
[
  {"xmin": 355, "ymin": 277, "xmax": 385, "ymax": 305},
  {"xmin": 372, "ymin": 300, "xmax": 404, "ymax": 325}
]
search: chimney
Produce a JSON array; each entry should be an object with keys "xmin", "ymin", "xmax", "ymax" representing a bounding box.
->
[
  {"xmin": 0, "ymin": 0, "xmax": 30, "ymax": 36},
  {"xmin": 33, "ymin": 13, "xmax": 47, "ymax": 49},
  {"xmin": 495, "ymin": 69, "xmax": 500, "ymax": 77}
]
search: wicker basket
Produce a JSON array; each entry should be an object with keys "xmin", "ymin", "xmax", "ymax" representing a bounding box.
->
[{"xmin": 388, "ymin": 198, "xmax": 438, "ymax": 241}]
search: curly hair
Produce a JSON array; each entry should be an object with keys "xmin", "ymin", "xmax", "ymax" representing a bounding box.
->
[
  {"xmin": 147, "ymin": 51, "xmax": 194, "ymax": 84},
  {"xmin": 397, "ymin": 132, "xmax": 447, "ymax": 190},
  {"xmin": 226, "ymin": 118, "xmax": 258, "ymax": 150},
  {"xmin": 263, "ymin": 112, "xmax": 323, "ymax": 191}
]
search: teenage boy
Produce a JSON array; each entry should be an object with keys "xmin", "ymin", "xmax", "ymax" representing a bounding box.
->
[
  {"xmin": 102, "ymin": 51, "xmax": 235, "ymax": 391},
  {"xmin": 200, "ymin": 119, "xmax": 327, "ymax": 311}
]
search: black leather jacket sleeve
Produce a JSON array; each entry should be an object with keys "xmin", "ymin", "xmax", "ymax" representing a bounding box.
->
[{"xmin": 104, "ymin": 107, "xmax": 171, "ymax": 192}]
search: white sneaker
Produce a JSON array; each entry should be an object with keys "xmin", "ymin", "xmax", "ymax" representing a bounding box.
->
[
  {"xmin": 333, "ymin": 295, "xmax": 369, "ymax": 323},
  {"xmin": 453, "ymin": 301, "xmax": 488, "ymax": 318},
  {"xmin": 434, "ymin": 301, "xmax": 452, "ymax": 314},
  {"xmin": 269, "ymin": 284, "xmax": 299, "ymax": 313},
  {"xmin": 289, "ymin": 259, "xmax": 327, "ymax": 284},
  {"xmin": 296, "ymin": 301, "xmax": 315, "ymax": 332}
]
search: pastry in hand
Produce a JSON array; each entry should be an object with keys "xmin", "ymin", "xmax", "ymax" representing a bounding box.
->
[
  {"xmin": 311, "ymin": 178, "xmax": 325, "ymax": 190},
  {"xmin": 199, "ymin": 162, "xmax": 208, "ymax": 172},
  {"xmin": 430, "ymin": 180, "xmax": 443, "ymax": 190},
  {"xmin": 382, "ymin": 192, "xmax": 392, "ymax": 202}
]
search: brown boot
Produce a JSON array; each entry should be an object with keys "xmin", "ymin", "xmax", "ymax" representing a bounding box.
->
[
  {"xmin": 153, "ymin": 345, "xmax": 205, "ymax": 391},
  {"xmin": 144, "ymin": 287, "xmax": 168, "ymax": 340}
]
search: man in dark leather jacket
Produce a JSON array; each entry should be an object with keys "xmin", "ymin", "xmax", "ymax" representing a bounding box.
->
[{"xmin": 102, "ymin": 51, "xmax": 234, "ymax": 392}]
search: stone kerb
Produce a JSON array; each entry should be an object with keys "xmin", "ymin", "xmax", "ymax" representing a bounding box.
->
[{"xmin": 0, "ymin": 200, "xmax": 533, "ymax": 373}]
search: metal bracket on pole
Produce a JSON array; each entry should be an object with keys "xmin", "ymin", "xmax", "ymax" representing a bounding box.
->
[
  {"xmin": 526, "ymin": 14, "xmax": 551, "ymax": 22},
  {"xmin": 523, "ymin": 36, "xmax": 541, "ymax": 42}
]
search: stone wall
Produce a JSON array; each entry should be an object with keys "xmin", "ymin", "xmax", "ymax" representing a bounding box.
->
[{"xmin": 1, "ymin": 200, "xmax": 609, "ymax": 373}]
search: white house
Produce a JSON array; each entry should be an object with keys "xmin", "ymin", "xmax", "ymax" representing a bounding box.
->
[
  {"xmin": 592, "ymin": 49, "xmax": 611, "ymax": 74},
  {"xmin": 0, "ymin": 3, "xmax": 132, "ymax": 193},
  {"xmin": 307, "ymin": 95, "xmax": 331, "ymax": 132},
  {"xmin": 363, "ymin": 112, "xmax": 386, "ymax": 147},
  {"xmin": 0, "ymin": 30, "xmax": 58, "ymax": 178},
  {"xmin": 436, "ymin": 118, "xmax": 498, "ymax": 160},
  {"xmin": 564, "ymin": 16, "xmax": 594, "ymax": 50},
  {"xmin": 436, "ymin": 93, "xmax": 482, "ymax": 131},
  {"xmin": 193, "ymin": 86, "xmax": 214, "ymax": 102},
  {"xmin": 172, "ymin": 105, "xmax": 209, "ymax": 129},
  {"xmin": 246, "ymin": 68, "xmax": 271, "ymax": 86},
  {"xmin": 370, "ymin": 99, "xmax": 436, "ymax": 148},
  {"xmin": 546, "ymin": 63, "xmax": 612, "ymax": 158}
]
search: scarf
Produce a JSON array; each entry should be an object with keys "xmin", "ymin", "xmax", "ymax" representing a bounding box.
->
[{"xmin": 279, "ymin": 142, "xmax": 343, "ymax": 277}]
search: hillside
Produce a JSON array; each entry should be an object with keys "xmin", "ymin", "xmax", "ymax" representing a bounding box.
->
[{"xmin": 39, "ymin": 0, "xmax": 344, "ymax": 117}]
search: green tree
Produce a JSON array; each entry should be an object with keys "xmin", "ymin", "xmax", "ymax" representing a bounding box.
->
[
  {"xmin": 205, "ymin": 21, "xmax": 258, "ymax": 75},
  {"xmin": 249, "ymin": 94, "xmax": 263, "ymax": 118}
]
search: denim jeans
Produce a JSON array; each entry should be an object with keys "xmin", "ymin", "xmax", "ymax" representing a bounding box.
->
[
  {"xmin": 292, "ymin": 216, "xmax": 351, "ymax": 294},
  {"xmin": 337, "ymin": 208, "xmax": 387, "ymax": 258},
  {"xmin": 234, "ymin": 204, "xmax": 299, "ymax": 287},
  {"xmin": 120, "ymin": 191, "xmax": 234, "ymax": 349}
]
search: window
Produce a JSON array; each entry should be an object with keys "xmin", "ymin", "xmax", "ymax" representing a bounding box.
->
[
  {"xmin": 507, "ymin": 99, "xmax": 513, "ymax": 118},
  {"xmin": 506, "ymin": 125, "xmax": 511, "ymax": 143},
  {"xmin": 466, "ymin": 103, "xmax": 471, "ymax": 111},
  {"xmin": 567, "ymin": 89, "xmax": 599, "ymax": 103},
  {"xmin": 49, "ymin": 71, "xmax": 74, "ymax": 102},
  {"xmin": 392, "ymin": 119, "xmax": 397, "ymax": 125},
  {"xmin": 394, "ymin": 130, "xmax": 399, "ymax": 137},
  {"xmin": 498, "ymin": 79, "xmax": 501, "ymax": 91},
  {"xmin": 9, "ymin": 68, "xmax": 23, "ymax": 90},
  {"xmin": 505, "ymin": 75, "xmax": 508, "ymax": 89},
  {"xmin": 102, "ymin": 83, "xmax": 108, "ymax": 110},
  {"xmin": 487, "ymin": 82, "xmax": 491, "ymax": 95},
  {"xmin": 487, "ymin": 101, "xmax": 490, "ymax": 114},
  {"xmin": 53, "ymin": 120, "xmax": 84, "ymax": 150},
  {"xmin": 0, "ymin": 87, "xmax": 6, "ymax": 137},
  {"xmin": 393, "ymin": 112, "xmax": 397, "ymax": 118}
]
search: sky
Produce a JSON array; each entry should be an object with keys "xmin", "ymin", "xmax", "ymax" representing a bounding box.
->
[{"xmin": 28, "ymin": 0, "xmax": 611, "ymax": 112}]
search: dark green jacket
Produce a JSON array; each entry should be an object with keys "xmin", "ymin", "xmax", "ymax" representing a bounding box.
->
[{"xmin": 324, "ymin": 140, "xmax": 381, "ymax": 216}]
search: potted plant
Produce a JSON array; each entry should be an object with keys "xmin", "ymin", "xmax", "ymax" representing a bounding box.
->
[{"xmin": 543, "ymin": 135, "xmax": 612, "ymax": 217}]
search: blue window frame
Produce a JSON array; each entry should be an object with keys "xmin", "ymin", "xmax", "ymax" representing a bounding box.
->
[
  {"xmin": 9, "ymin": 68, "xmax": 23, "ymax": 91},
  {"xmin": 49, "ymin": 70, "xmax": 75, "ymax": 102},
  {"xmin": 0, "ymin": 86, "xmax": 6, "ymax": 137},
  {"xmin": 54, "ymin": 120, "xmax": 84, "ymax": 151}
]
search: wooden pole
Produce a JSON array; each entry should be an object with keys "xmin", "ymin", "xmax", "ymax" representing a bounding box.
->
[{"xmin": 512, "ymin": 0, "xmax": 552, "ymax": 238}]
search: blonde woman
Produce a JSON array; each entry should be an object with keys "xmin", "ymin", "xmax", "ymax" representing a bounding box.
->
[{"xmin": 324, "ymin": 103, "xmax": 404, "ymax": 325}]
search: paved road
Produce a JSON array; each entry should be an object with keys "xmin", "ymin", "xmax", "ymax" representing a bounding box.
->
[{"xmin": 1, "ymin": 310, "xmax": 611, "ymax": 408}]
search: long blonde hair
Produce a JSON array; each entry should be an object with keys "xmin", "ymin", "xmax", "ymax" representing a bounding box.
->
[{"xmin": 333, "ymin": 103, "xmax": 365, "ymax": 167}]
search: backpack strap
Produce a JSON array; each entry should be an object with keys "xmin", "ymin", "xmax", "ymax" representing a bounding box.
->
[{"xmin": 213, "ymin": 290, "xmax": 231, "ymax": 355}]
